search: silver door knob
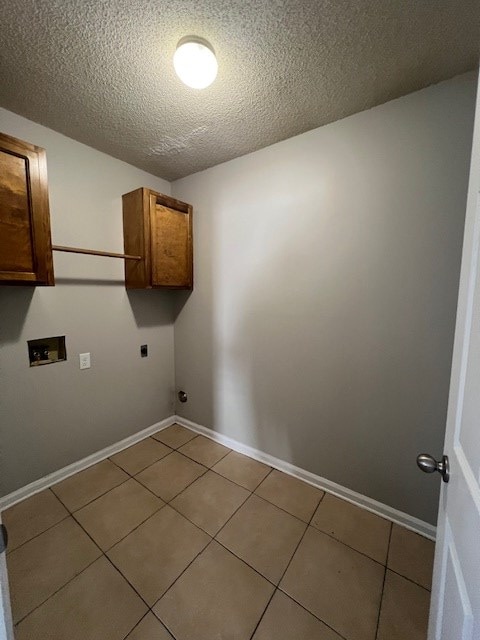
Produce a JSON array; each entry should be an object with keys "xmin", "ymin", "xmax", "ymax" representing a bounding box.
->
[{"xmin": 416, "ymin": 453, "xmax": 449, "ymax": 483}]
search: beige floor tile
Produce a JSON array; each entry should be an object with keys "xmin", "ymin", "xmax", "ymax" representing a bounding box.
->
[
  {"xmin": 15, "ymin": 556, "xmax": 147, "ymax": 640},
  {"xmin": 217, "ymin": 494, "xmax": 306, "ymax": 583},
  {"xmin": 377, "ymin": 570, "xmax": 430, "ymax": 640},
  {"xmin": 8, "ymin": 517, "xmax": 101, "ymax": 623},
  {"xmin": 110, "ymin": 438, "xmax": 171, "ymax": 475},
  {"xmin": 388, "ymin": 524, "xmax": 435, "ymax": 590},
  {"xmin": 311, "ymin": 493, "xmax": 391, "ymax": 563},
  {"xmin": 136, "ymin": 452, "xmax": 206, "ymax": 501},
  {"xmin": 152, "ymin": 424, "xmax": 197, "ymax": 449},
  {"xmin": 178, "ymin": 435, "xmax": 230, "ymax": 467},
  {"xmin": 126, "ymin": 613, "xmax": 174, "ymax": 640},
  {"xmin": 154, "ymin": 541, "xmax": 274, "ymax": 640},
  {"xmin": 253, "ymin": 590, "xmax": 343, "ymax": 640},
  {"xmin": 52, "ymin": 459, "xmax": 129, "ymax": 512},
  {"xmin": 171, "ymin": 471, "xmax": 249, "ymax": 535},
  {"xmin": 280, "ymin": 527, "xmax": 384, "ymax": 640},
  {"xmin": 213, "ymin": 451, "xmax": 271, "ymax": 491},
  {"xmin": 74, "ymin": 479, "xmax": 163, "ymax": 550},
  {"xmin": 2, "ymin": 490, "xmax": 68, "ymax": 551},
  {"xmin": 108, "ymin": 505, "xmax": 210, "ymax": 605},
  {"xmin": 255, "ymin": 470, "xmax": 324, "ymax": 522}
]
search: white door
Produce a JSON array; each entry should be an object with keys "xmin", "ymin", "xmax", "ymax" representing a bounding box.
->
[{"xmin": 427, "ymin": 66, "xmax": 480, "ymax": 639}]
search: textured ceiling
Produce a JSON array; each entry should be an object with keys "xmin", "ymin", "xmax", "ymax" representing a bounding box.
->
[{"xmin": 0, "ymin": 1, "xmax": 478, "ymax": 181}]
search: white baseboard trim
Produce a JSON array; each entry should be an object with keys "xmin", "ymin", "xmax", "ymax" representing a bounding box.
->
[
  {"xmin": 174, "ymin": 415, "xmax": 437, "ymax": 540},
  {"xmin": 0, "ymin": 412, "xmax": 436, "ymax": 540},
  {"xmin": 0, "ymin": 415, "xmax": 176, "ymax": 512}
]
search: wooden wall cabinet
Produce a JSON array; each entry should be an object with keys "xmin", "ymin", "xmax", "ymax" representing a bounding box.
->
[
  {"xmin": 123, "ymin": 188, "xmax": 193, "ymax": 289},
  {"xmin": 0, "ymin": 132, "xmax": 54, "ymax": 285}
]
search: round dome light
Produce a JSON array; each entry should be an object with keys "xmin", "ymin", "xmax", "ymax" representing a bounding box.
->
[{"xmin": 173, "ymin": 37, "xmax": 218, "ymax": 89}]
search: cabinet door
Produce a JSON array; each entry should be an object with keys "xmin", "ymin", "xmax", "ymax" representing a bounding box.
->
[
  {"xmin": 0, "ymin": 133, "xmax": 54, "ymax": 285},
  {"xmin": 150, "ymin": 200, "xmax": 193, "ymax": 288}
]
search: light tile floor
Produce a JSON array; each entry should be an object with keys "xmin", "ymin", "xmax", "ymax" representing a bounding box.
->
[{"xmin": 2, "ymin": 424, "xmax": 435, "ymax": 640}]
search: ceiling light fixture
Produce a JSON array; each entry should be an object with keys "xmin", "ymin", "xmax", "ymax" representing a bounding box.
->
[{"xmin": 173, "ymin": 36, "xmax": 218, "ymax": 89}]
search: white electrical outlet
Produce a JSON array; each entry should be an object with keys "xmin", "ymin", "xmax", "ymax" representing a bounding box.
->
[{"xmin": 79, "ymin": 353, "xmax": 91, "ymax": 370}]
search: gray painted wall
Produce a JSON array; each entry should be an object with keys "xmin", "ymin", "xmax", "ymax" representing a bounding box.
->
[
  {"xmin": 0, "ymin": 109, "xmax": 175, "ymax": 496},
  {"xmin": 172, "ymin": 72, "xmax": 477, "ymax": 525}
]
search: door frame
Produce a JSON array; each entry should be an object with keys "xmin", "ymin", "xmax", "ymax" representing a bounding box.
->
[{"xmin": 0, "ymin": 515, "xmax": 14, "ymax": 640}]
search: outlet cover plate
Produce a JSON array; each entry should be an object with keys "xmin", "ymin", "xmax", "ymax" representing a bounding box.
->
[{"xmin": 79, "ymin": 353, "xmax": 91, "ymax": 369}]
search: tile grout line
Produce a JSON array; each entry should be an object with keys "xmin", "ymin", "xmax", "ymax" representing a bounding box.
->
[
  {"xmin": 274, "ymin": 587, "xmax": 350, "ymax": 640},
  {"xmin": 208, "ymin": 470, "xmax": 310, "ymax": 588},
  {"xmin": 157, "ymin": 460, "xmax": 255, "ymax": 538},
  {"xmin": 248, "ymin": 489, "xmax": 349, "ymax": 640},
  {"xmin": 54, "ymin": 474, "xmax": 132, "ymax": 514},
  {"xmin": 250, "ymin": 484, "xmax": 429, "ymax": 577},
  {"xmin": 383, "ymin": 522, "xmax": 433, "ymax": 591},
  {"xmin": 247, "ymin": 491, "xmax": 326, "ymax": 640},
  {"xmin": 119, "ymin": 611, "xmax": 151, "ymax": 640},
  {"xmin": 56, "ymin": 475, "xmax": 168, "ymax": 557},
  {"xmin": 149, "ymin": 536, "xmax": 215, "ymax": 614},
  {"xmin": 72, "ymin": 497, "xmax": 166, "ymax": 556},
  {"xmin": 308, "ymin": 489, "xmax": 326, "ymax": 524},
  {"xmin": 158, "ymin": 484, "xmax": 309, "ymax": 596},
  {"xmin": 150, "ymin": 604, "xmax": 181, "ymax": 640},
  {"xmin": 166, "ymin": 482, "xmax": 252, "ymax": 540},
  {"xmin": 5, "ymin": 511, "xmax": 71, "ymax": 555},
  {"xmin": 108, "ymin": 446, "xmax": 174, "ymax": 478},
  {"xmin": 61, "ymin": 502, "xmax": 160, "ymax": 611},
  {"xmin": 375, "ymin": 521, "xmax": 393, "ymax": 640},
  {"xmin": 118, "ymin": 608, "xmax": 178, "ymax": 640},
  {"xmin": 114, "ymin": 428, "xmax": 235, "ymax": 638},
  {"xmin": 252, "ymin": 468, "xmax": 327, "ymax": 523},
  {"xmin": 52, "ymin": 472, "xmax": 165, "ymax": 528},
  {"xmin": 272, "ymin": 491, "xmax": 353, "ymax": 640},
  {"xmin": 177, "ymin": 436, "xmax": 233, "ymax": 468},
  {"xmin": 212, "ymin": 539, "xmax": 278, "ymax": 591},
  {"xmin": 157, "ymin": 465, "xmax": 209, "ymax": 502},
  {"xmin": 7, "ymin": 478, "xmax": 142, "ymax": 556},
  {"xmin": 146, "ymin": 468, "xmax": 262, "ymax": 616},
  {"xmin": 277, "ymin": 491, "xmax": 352, "ymax": 640},
  {"xmin": 381, "ymin": 566, "xmax": 432, "ymax": 593},
  {"xmin": 102, "ymin": 552, "xmax": 154, "ymax": 611},
  {"xmin": 64, "ymin": 496, "xmax": 170, "ymax": 611},
  {"xmin": 126, "ymin": 438, "xmax": 271, "ymax": 508},
  {"xmin": 13, "ymin": 553, "xmax": 102, "ymax": 627},
  {"xmin": 151, "ymin": 426, "xmax": 198, "ymax": 451},
  {"xmin": 232, "ymin": 484, "xmax": 323, "ymax": 640},
  {"xmin": 210, "ymin": 489, "xmax": 319, "ymax": 589},
  {"xmin": 114, "ymin": 429, "xmax": 218, "ymax": 640},
  {"xmin": 247, "ymin": 588, "xmax": 276, "ymax": 640},
  {"xmin": 309, "ymin": 522, "xmax": 390, "ymax": 568},
  {"xmin": 14, "ymin": 476, "xmax": 144, "ymax": 624},
  {"xmin": 249, "ymin": 481, "xmax": 397, "ymax": 568},
  {"xmin": 134, "ymin": 453, "xmax": 210, "ymax": 503}
]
